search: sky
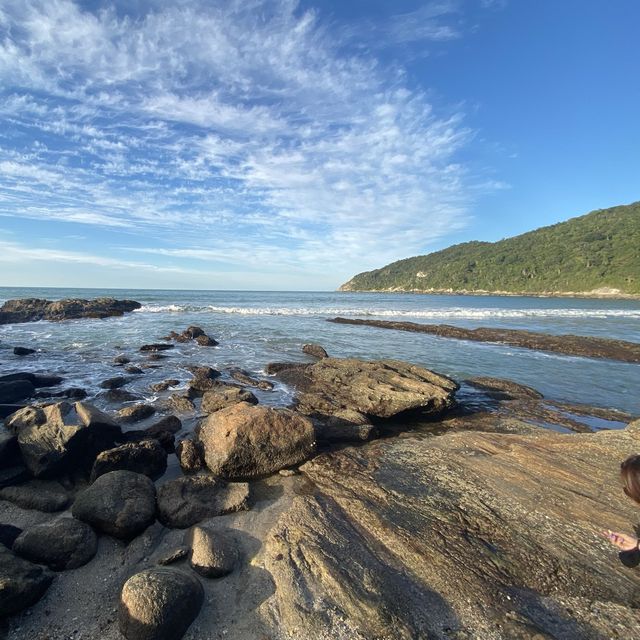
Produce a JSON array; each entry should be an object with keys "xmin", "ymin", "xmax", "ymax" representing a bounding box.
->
[{"xmin": 0, "ymin": 0, "xmax": 638, "ymax": 290}]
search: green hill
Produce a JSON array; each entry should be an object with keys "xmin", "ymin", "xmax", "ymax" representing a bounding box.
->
[{"xmin": 340, "ymin": 202, "xmax": 640, "ymax": 297}]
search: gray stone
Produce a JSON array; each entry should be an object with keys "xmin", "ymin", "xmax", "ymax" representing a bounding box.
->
[
  {"xmin": 0, "ymin": 480, "xmax": 70, "ymax": 512},
  {"xmin": 90, "ymin": 439, "xmax": 167, "ymax": 482},
  {"xmin": 0, "ymin": 546, "xmax": 53, "ymax": 617},
  {"xmin": 0, "ymin": 380, "xmax": 35, "ymax": 404},
  {"xmin": 186, "ymin": 526, "xmax": 237, "ymax": 578}
]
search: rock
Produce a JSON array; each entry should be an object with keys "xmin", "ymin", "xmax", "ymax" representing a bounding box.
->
[
  {"xmin": 119, "ymin": 567, "xmax": 204, "ymax": 640},
  {"xmin": 157, "ymin": 475, "xmax": 249, "ymax": 529},
  {"xmin": 12, "ymin": 518, "xmax": 97, "ymax": 571},
  {"xmin": 150, "ymin": 379, "xmax": 180, "ymax": 393},
  {"xmin": 195, "ymin": 334, "xmax": 218, "ymax": 347},
  {"xmin": 167, "ymin": 395, "xmax": 195, "ymax": 414},
  {"xmin": 201, "ymin": 387, "xmax": 258, "ymax": 414},
  {"xmin": 176, "ymin": 440, "xmax": 205, "ymax": 474},
  {"xmin": 157, "ymin": 547, "xmax": 189, "ymax": 566},
  {"xmin": 0, "ymin": 297, "xmax": 141, "ymax": 324},
  {"xmin": 0, "ymin": 404, "xmax": 27, "ymax": 420},
  {"xmin": 100, "ymin": 389, "xmax": 142, "ymax": 403},
  {"xmin": 186, "ymin": 367, "xmax": 222, "ymax": 395},
  {"xmin": 99, "ymin": 376, "xmax": 131, "ymax": 389},
  {"xmin": 140, "ymin": 343, "xmax": 174, "ymax": 352},
  {"xmin": 0, "ymin": 546, "xmax": 54, "ymax": 617},
  {"xmin": 0, "ymin": 380, "xmax": 35, "ymax": 404},
  {"xmin": 183, "ymin": 326, "xmax": 206, "ymax": 339},
  {"xmin": 91, "ymin": 440, "xmax": 167, "ymax": 482},
  {"xmin": 0, "ymin": 524, "xmax": 22, "ymax": 549},
  {"xmin": 121, "ymin": 430, "xmax": 176, "ymax": 455},
  {"xmin": 229, "ymin": 369, "xmax": 274, "ymax": 390},
  {"xmin": 0, "ymin": 480, "xmax": 70, "ymax": 512},
  {"xmin": 72, "ymin": 470, "xmax": 156, "ymax": 539},
  {"xmin": 264, "ymin": 415, "xmax": 640, "ymax": 639},
  {"xmin": 113, "ymin": 355, "xmax": 131, "ymax": 365},
  {"xmin": 13, "ymin": 347, "xmax": 36, "ymax": 356},
  {"xmin": 125, "ymin": 366, "xmax": 144, "ymax": 375},
  {"xmin": 315, "ymin": 422, "xmax": 378, "ymax": 443},
  {"xmin": 117, "ymin": 403, "xmax": 156, "ymax": 423},
  {"xmin": 17, "ymin": 402, "xmax": 121, "ymax": 477},
  {"xmin": 197, "ymin": 403, "xmax": 315, "ymax": 480},
  {"xmin": 0, "ymin": 465, "xmax": 30, "ymax": 489},
  {"xmin": 148, "ymin": 415, "xmax": 182, "ymax": 434},
  {"xmin": 34, "ymin": 387, "xmax": 87, "ymax": 400},
  {"xmin": 278, "ymin": 357, "xmax": 458, "ymax": 422},
  {"xmin": 186, "ymin": 526, "xmax": 237, "ymax": 578},
  {"xmin": 0, "ymin": 373, "xmax": 62, "ymax": 387},
  {"xmin": 466, "ymin": 376, "xmax": 544, "ymax": 400},
  {"xmin": 185, "ymin": 366, "xmax": 221, "ymax": 380},
  {"xmin": 0, "ymin": 430, "xmax": 19, "ymax": 467},
  {"xmin": 146, "ymin": 353, "xmax": 169, "ymax": 361},
  {"xmin": 302, "ymin": 343, "xmax": 328, "ymax": 359},
  {"xmin": 264, "ymin": 362, "xmax": 309, "ymax": 375}
]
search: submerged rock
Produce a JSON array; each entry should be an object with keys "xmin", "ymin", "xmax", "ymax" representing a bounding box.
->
[
  {"xmin": 13, "ymin": 347, "xmax": 35, "ymax": 356},
  {"xmin": 302, "ymin": 343, "xmax": 328, "ymax": 359},
  {"xmin": 229, "ymin": 369, "xmax": 274, "ymax": 390},
  {"xmin": 119, "ymin": 567, "xmax": 204, "ymax": 640},
  {"xmin": 0, "ymin": 380, "xmax": 35, "ymax": 404},
  {"xmin": 197, "ymin": 403, "xmax": 315, "ymax": 480}
]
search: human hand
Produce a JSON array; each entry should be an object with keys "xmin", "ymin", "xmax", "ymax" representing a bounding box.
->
[{"xmin": 601, "ymin": 530, "xmax": 639, "ymax": 552}]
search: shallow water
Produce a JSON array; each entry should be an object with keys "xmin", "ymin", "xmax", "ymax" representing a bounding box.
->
[{"xmin": 0, "ymin": 287, "xmax": 638, "ymax": 415}]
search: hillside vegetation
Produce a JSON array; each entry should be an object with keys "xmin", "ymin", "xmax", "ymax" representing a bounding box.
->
[{"xmin": 340, "ymin": 202, "xmax": 640, "ymax": 296}]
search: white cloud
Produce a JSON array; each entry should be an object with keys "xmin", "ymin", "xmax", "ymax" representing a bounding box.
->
[{"xmin": 0, "ymin": 0, "xmax": 489, "ymax": 287}]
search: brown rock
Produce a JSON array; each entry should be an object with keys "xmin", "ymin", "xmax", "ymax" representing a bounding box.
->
[
  {"xmin": 302, "ymin": 343, "xmax": 328, "ymax": 359},
  {"xmin": 201, "ymin": 387, "xmax": 258, "ymax": 414},
  {"xmin": 90, "ymin": 439, "xmax": 167, "ymax": 481},
  {"xmin": 176, "ymin": 440, "xmax": 205, "ymax": 474},
  {"xmin": 186, "ymin": 526, "xmax": 237, "ymax": 578}
]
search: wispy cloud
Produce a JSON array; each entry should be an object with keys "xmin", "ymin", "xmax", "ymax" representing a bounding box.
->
[{"xmin": 0, "ymin": 0, "xmax": 488, "ymax": 287}]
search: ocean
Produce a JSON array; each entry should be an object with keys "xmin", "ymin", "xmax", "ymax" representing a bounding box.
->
[{"xmin": 0, "ymin": 287, "xmax": 639, "ymax": 416}]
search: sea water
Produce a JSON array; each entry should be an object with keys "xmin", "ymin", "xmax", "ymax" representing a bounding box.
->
[{"xmin": 0, "ymin": 287, "xmax": 638, "ymax": 416}]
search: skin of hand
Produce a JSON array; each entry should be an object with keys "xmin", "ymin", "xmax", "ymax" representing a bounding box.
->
[{"xmin": 601, "ymin": 529, "xmax": 639, "ymax": 551}]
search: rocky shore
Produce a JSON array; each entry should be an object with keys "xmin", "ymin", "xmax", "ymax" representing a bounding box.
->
[
  {"xmin": 0, "ymin": 298, "xmax": 141, "ymax": 324},
  {"xmin": 328, "ymin": 316, "xmax": 640, "ymax": 363},
  {"xmin": 1, "ymin": 320, "xmax": 639, "ymax": 639}
]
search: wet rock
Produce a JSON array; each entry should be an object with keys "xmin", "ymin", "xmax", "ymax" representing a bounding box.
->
[
  {"xmin": 197, "ymin": 403, "xmax": 315, "ymax": 480},
  {"xmin": 148, "ymin": 415, "xmax": 182, "ymax": 435},
  {"xmin": 72, "ymin": 470, "xmax": 156, "ymax": 539},
  {"xmin": 117, "ymin": 403, "xmax": 156, "ymax": 424},
  {"xmin": 229, "ymin": 369, "xmax": 274, "ymax": 390},
  {"xmin": 0, "ymin": 380, "xmax": 35, "ymax": 404},
  {"xmin": 195, "ymin": 334, "xmax": 218, "ymax": 347},
  {"xmin": 0, "ymin": 480, "xmax": 70, "ymax": 512},
  {"xmin": 113, "ymin": 355, "xmax": 131, "ymax": 365},
  {"xmin": 0, "ymin": 524, "xmax": 22, "ymax": 549},
  {"xmin": 140, "ymin": 343, "xmax": 174, "ymax": 352},
  {"xmin": 0, "ymin": 430, "xmax": 19, "ymax": 467},
  {"xmin": 176, "ymin": 440, "xmax": 205, "ymax": 474},
  {"xmin": 264, "ymin": 362, "xmax": 310, "ymax": 375},
  {"xmin": 201, "ymin": 387, "xmax": 258, "ymax": 414},
  {"xmin": 186, "ymin": 526, "xmax": 237, "ymax": 578},
  {"xmin": 147, "ymin": 353, "xmax": 169, "ymax": 361},
  {"xmin": 167, "ymin": 395, "xmax": 195, "ymax": 414},
  {"xmin": 0, "ymin": 373, "xmax": 62, "ymax": 387},
  {"xmin": 0, "ymin": 546, "xmax": 54, "ymax": 617},
  {"xmin": 34, "ymin": 387, "xmax": 87, "ymax": 400},
  {"xmin": 150, "ymin": 379, "xmax": 180, "ymax": 393},
  {"xmin": 186, "ymin": 367, "xmax": 222, "ymax": 395},
  {"xmin": 185, "ymin": 366, "xmax": 221, "ymax": 380},
  {"xmin": 13, "ymin": 347, "xmax": 36, "ymax": 356},
  {"xmin": 100, "ymin": 389, "xmax": 142, "ymax": 403},
  {"xmin": 278, "ymin": 357, "xmax": 458, "ymax": 422},
  {"xmin": 0, "ymin": 297, "xmax": 141, "ymax": 324},
  {"xmin": 302, "ymin": 343, "xmax": 328, "ymax": 359},
  {"xmin": 90, "ymin": 439, "xmax": 167, "ymax": 482},
  {"xmin": 12, "ymin": 518, "xmax": 97, "ymax": 571},
  {"xmin": 125, "ymin": 366, "xmax": 144, "ymax": 375},
  {"xmin": 99, "ymin": 376, "xmax": 131, "ymax": 390},
  {"xmin": 183, "ymin": 326, "xmax": 205, "ymax": 339},
  {"xmin": 315, "ymin": 421, "xmax": 378, "ymax": 443},
  {"xmin": 157, "ymin": 475, "xmax": 249, "ymax": 529},
  {"xmin": 119, "ymin": 567, "xmax": 204, "ymax": 640},
  {"xmin": 466, "ymin": 376, "xmax": 544, "ymax": 400}
]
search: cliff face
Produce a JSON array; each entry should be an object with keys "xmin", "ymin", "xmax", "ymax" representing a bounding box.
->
[{"xmin": 340, "ymin": 202, "xmax": 640, "ymax": 296}]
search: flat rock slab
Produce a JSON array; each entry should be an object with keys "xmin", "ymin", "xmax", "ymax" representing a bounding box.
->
[
  {"xmin": 157, "ymin": 475, "xmax": 249, "ymax": 529},
  {"xmin": 277, "ymin": 357, "xmax": 458, "ymax": 422},
  {"xmin": 329, "ymin": 317, "xmax": 640, "ymax": 364},
  {"xmin": 265, "ymin": 418, "xmax": 640, "ymax": 639}
]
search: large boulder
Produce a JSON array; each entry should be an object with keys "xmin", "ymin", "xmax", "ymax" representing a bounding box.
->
[
  {"xmin": 12, "ymin": 518, "xmax": 97, "ymax": 571},
  {"xmin": 119, "ymin": 567, "xmax": 203, "ymax": 640},
  {"xmin": 200, "ymin": 387, "xmax": 258, "ymax": 414},
  {"xmin": 16, "ymin": 402, "xmax": 121, "ymax": 477},
  {"xmin": 0, "ymin": 546, "xmax": 53, "ymax": 617},
  {"xmin": 0, "ymin": 380, "xmax": 35, "ymax": 404},
  {"xmin": 0, "ymin": 297, "xmax": 141, "ymax": 324},
  {"xmin": 277, "ymin": 357, "xmax": 459, "ymax": 425},
  {"xmin": 186, "ymin": 526, "xmax": 237, "ymax": 578},
  {"xmin": 72, "ymin": 470, "xmax": 156, "ymax": 539},
  {"xmin": 4, "ymin": 406, "xmax": 46, "ymax": 434},
  {"xmin": 157, "ymin": 475, "xmax": 249, "ymax": 529},
  {"xmin": 197, "ymin": 403, "xmax": 315, "ymax": 480},
  {"xmin": 90, "ymin": 439, "xmax": 167, "ymax": 482}
]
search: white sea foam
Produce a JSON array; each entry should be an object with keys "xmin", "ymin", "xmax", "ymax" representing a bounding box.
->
[{"xmin": 134, "ymin": 304, "xmax": 640, "ymax": 319}]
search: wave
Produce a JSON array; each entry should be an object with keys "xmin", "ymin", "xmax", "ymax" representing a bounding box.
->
[{"xmin": 134, "ymin": 304, "xmax": 640, "ymax": 319}]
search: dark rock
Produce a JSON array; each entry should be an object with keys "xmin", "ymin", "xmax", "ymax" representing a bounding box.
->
[
  {"xmin": 157, "ymin": 547, "xmax": 189, "ymax": 566},
  {"xmin": 0, "ymin": 404, "xmax": 27, "ymax": 419},
  {"xmin": 0, "ymin": 480, "xmax": 70, "ymax": 512},
  {"xmin": 125, "ymin": 366, "xmax": 144, "ymax": 375},
  {"xmin": 0, "ymin": 465, "xmax": 30, "ymax": 489},
  {"xmin": 176, "ymin": 440, "xmax": 205, "ymax": 474},
  {"xmin": 229, "ymin": 369, "xmax": 274, "ymax": 390},
  {"xmin": 197, "ymin": 403, "xmax": 315, "ymax": 480},
  {"xmin": 30, "ymin": 374, "xmax": 63, "ymax": 388},
  {"xmin": 0, "ymin": 546, "xmax": 53, "ymax": 617},
  {"xmin": 157, "ymin": 475, "xmax": 249, "ymax": 529},
  {"xmin": 34, "ymin": 387, "xmax": 87, "ymax": 400},
  {"xmin": 0, "ymin": 297, "xmax": 141, "ymax": 324},
  {"xmin": 201, "ymin": 387, "xmax": 258, "ymax": 414},
  {"xmin": 119, "ymin": 567, "xmax": 204, "ymax": 640},
  {"xmin": 12, "ymin": 518, "xmax": 97, "ymax": 571},
  {"xmin": 91, "ymin": 440, "xmax": 167, "ymax": 482},
  {"xmin": 186, "ymin": 526, "xmax": 237, "ymax": 578},
  {"xmin": 466, "ymin": 377, "xmax": 544, "ymax": 400},
  {"xmin": 185, "ymin": 366, "xmax": 222, "ymax": 395},
  {"xmin": 146, "ymin": 353, "xmax": 169, "ymax": 361},
  {"xmin": 0, "ymin": 380, "xmax": 35, "ymax": 404},
  {"xmin": 140, "ymin": 343, "xmax": 174, "ymax": 352},
  {"xmin": 150, "ymin": 379, "xmax": 180, "ymax": 393},
  {"xmin": 315, "ymin": 422, "xmax": 379, "ymax": 443},
  {"xmin": 0, "ymin": 430, "xmax": 19, "ymax": 467},
  {"xmin": 167, "ymin": 395, "xmax": 195, "ymax": 414},
  {"xmin": 100, "ymin": 389, "xmax": 142, "ymax": 403},
  {"xmin": 148, "ymin": 415, "xmax": 182, "ymax": 434},
  {"xmin": 195, "ymin": 334, "xmax": 218, "ymax": 347},
  {"xmin": 277, "ymin": 357, "xmax": 458, "ymax": 421},
  {"xmin": 302, "ymin": 343, "xmax": 328, "ymax": 359},
  {"xmin": 185, "ymin": 366, "xmax": 221, "ymax": 380},
  {"xmin": 0, "ymin": 524, "xmax": 22, "ymax": 549},
  {"xmin": 5, "ymin": 406, "xmax": 46, "ymax": 434},
  {"xmin": 99, "ymin": 376, "xmax": 131, "ymax": 389},
  {"xmin": 264, "ymin": 362, "xmax": 309, "ymax": 375},
  {"xmin": 72, "ymin": 470, "xmax": 156, "ymax": 539},
  {"xmin": 117, "ymin": 403, "xmax": 156, "ymax": 424},
  {"xmin": 184, "ymin": 326, "xmax": 206, "ymax": 339},
  {"xmin": 113, "ymin": 355, "xmax": 131, "ymax": 365},
  {"xmin": 13, "ymin": 347, "xmax": 36, "ymax": 356}
]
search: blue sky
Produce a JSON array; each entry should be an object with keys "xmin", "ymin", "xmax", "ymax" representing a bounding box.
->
[{"xmin": 0, "ymin": 0, "xmax": 638, "ymax": 290}]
